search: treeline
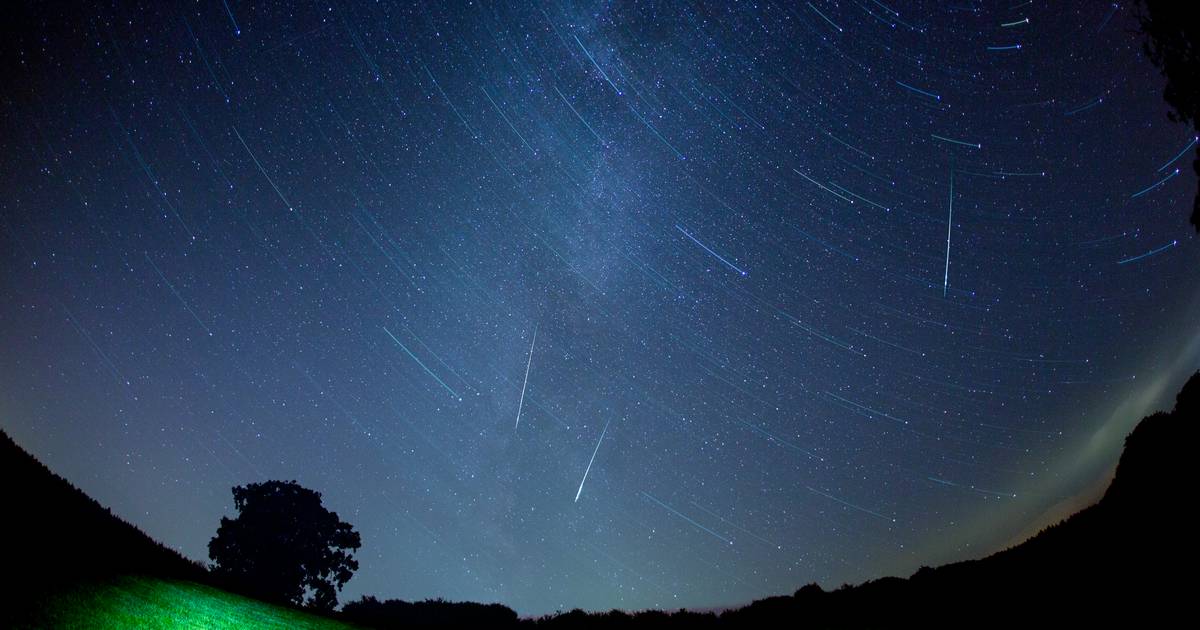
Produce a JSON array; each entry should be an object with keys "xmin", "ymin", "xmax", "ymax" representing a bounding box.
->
[
  {"xmin": 346, "ymin": 372, "xmax": 1199, "ymax": 628},
  {"xmin": 4, "ymin": 370, "xmax": 1195, "ymax": 628}
]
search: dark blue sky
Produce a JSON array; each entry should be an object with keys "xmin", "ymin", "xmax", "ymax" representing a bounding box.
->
[{"xmin": 2, "ymin": 0, "xmax": 1198, "ymax": 615}]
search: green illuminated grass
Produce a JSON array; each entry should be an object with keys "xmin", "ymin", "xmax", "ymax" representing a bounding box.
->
[{"xmin": 22, "ymin": 575, "xmax": 358, "ymax": 629}]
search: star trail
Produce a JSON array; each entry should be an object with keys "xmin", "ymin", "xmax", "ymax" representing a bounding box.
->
[{"xmin": 1, "ymin": 0, "xmax": 1198, "ymax": 616}]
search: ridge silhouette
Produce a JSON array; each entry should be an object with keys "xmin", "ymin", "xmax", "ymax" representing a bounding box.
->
[
  {"xmin": 4, "ymin": 371, "xmax": 1194, "ymax": 627},
  {"xmin": 0, "ymin": 430, "xmax": 207, "ymax": 626}
]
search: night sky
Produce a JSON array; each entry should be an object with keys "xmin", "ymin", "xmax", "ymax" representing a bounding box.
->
[{"xmin": 2, "ymin": 0, "xmax": 1199, "ymax": 616}]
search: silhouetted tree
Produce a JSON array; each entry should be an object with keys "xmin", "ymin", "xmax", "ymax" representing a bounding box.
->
[
  {"xmin": 208, "ymin": 480, "xmax": 360, "ymax": 610},
  {"xmin": 1136, "ymin": 0, "xmax": 1200, "ymax": 231}
]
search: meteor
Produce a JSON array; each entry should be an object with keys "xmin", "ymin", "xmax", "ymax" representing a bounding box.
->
[
  {"xmin": 574, "ymin": 420, "xmax": 611, "ymax": 503},
  {"xmin": 515, "ymin": 325, "xmax": 537, "ymax": 430},
  {"xmin": 943, "ymin": 169, "xmax": 955, "ymax": 297},
  {"xmin": 383, "ymin": 327, "xmax": 461, "ymax": 401},
  {"xmin": 676, "ymin": 224, "xmax": 749, "ymax": 276}
]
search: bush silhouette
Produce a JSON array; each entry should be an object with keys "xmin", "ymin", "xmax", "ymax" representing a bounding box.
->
[
  {"xmin": 342, "ymin": 595, "xmax": 521, "ymax": 628},
  {"xmin": 208, "ymin": 480, "xmax": 361, "ymax": 610}
]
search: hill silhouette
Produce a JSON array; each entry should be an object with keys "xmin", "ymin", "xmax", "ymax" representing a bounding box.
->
[
  {"xmin": 0, "ymin": 431, "xmax": 361, "ymax": 629},
  {"xmin": 0, "ymin": 432, "xmax": 214, "ymax": 586},
  {"xmin": 711, "ymin": 373, "xmax": 1197, "ymax": 627},
  {"xmin": 3, "ymin": 372, "xmax": 1196, "ymax": 627},
  {"xmin": 0, "ymin": 430, "xmax": 208, "ymax": 626},
  {"xmin": 351, "ymin": 372, "xmax": 1200, "ymax": 628}
]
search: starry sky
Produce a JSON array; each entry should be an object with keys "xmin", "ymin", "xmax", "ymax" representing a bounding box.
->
[{"xmin": 2, "ymin": 0, "xmax": 1199, "ymax": 616}]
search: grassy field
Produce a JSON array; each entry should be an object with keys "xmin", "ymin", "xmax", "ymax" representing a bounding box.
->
[{"xmin": 14, "ymin": 575, "xmax": 358, "ymax": 629}]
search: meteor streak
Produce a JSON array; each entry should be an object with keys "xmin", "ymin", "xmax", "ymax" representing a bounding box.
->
[
  {"xmin": 515, "ymin": 325, "xmax": 537, "ymax": 430},
  {"xmin": 943, "ymin": 169, "xmax": 954, "ymax": 297},
  {"xmin": 220, "ymin": 0, "xmax": 241, "ymax": 36},
  {"xmin": 675, "ymin": 224, "xmax": 748, "ymax": 276},
  {"xmin": 383, "ymin": 327, "xmax": 461, "ymax": 400},
  {"xmin": 574, "ymin": 420, "xmax": 611, "ymax": 502}
]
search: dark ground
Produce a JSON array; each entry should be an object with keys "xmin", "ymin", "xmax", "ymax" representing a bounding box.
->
[{"xmin": 4, "ymin": 372, "xmax": 1196, "ymax": 628}]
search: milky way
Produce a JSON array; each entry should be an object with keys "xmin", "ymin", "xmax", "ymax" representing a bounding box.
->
[{"xmin": 1, "ymin": 0, "xmax": 1198, "ymax": 615}]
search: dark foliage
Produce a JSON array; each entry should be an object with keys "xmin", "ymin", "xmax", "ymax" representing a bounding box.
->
[
  {"xmin": 208, "ymin": 480, "xmax": 361, "ymax": 610},
  {"xmin": 517, "ymin": 371, "xmax": 1195, "ymax": 628},
  {"xmin": 1137, "ymin": 0, "xmax": 1200, "ymax": 230},
  {"xmin": 0, "ymin": 430, "xmax": 206, "ymax": 624},
  {"xmin": 4, "ymin": 371, "xmax": 1195, "ymax": 627},
  {"xmin": 327, "ymin": 372, "xmax": 1199, "ymax": 629},
  {"xmin": 527, "ymin": 607, "xmax": 721, "ymax": 629},
  {"xmin": 342, "ymin": 595, "xmax": 521, "ymax": 628}
]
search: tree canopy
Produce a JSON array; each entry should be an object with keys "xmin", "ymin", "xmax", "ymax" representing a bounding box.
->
[
  {"xmin": 208, "ymin": 480, "xmax": 361, "ymax": 610},
  {"xmin": 1137, "ymin": 0, "xmax": 1200, "ymax": 231}
]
